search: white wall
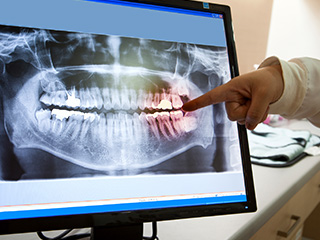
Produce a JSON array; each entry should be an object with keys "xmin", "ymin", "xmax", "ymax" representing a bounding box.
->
[{"xmin": 266, "ymin": 0, "xmax": 320, "ymax": 60}]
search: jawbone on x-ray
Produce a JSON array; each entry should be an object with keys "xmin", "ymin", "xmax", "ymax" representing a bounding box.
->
[{"xmin": 0, "ymin": 25, "xmax": 233, "ymax": 177}]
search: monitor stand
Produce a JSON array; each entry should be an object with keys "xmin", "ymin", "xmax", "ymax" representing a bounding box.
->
[{"xmin": 90, "ymin": 223, "xmax": 143, "ymax": 240}]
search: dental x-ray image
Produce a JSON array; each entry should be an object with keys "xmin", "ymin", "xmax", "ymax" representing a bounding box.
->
[{"xmin": 0, "ymin": 25, "xmax": 241, "ymax": 180}]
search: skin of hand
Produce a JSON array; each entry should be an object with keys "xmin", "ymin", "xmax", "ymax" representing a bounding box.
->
[{"xmin": 182, "ymin": 65, "xmax": 284, "ymax": 130}]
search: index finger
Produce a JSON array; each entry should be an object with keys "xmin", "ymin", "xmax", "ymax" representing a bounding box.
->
[{"xmin": 182, "ymin": 84, "xmax": 228, "ymax": 111}]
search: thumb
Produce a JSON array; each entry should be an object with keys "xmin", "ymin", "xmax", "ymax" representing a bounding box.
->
[
  {"xmin": 182, "ymin": 84, "xmax": 228, "ymax": 111},
  {"xmin": 245, "ymin": 93, "xmax": 270, "ymax": 130}
]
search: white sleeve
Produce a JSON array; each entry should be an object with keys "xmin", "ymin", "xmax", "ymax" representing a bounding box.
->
[{"xmin": 259, "ymin": 56, "xmax": 320, "ymax": 127}]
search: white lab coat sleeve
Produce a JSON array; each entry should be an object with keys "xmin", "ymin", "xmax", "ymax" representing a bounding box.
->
[{"xmin": 259, "ymin": 56, "xmax": 320, "ymax": 127}]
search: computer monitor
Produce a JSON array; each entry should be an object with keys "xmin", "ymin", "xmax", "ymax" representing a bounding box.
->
[{"xmin": 0, "ymin": 0, "xmax": 256, "ymax": 238}]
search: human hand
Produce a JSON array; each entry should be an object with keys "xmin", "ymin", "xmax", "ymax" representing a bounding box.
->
[{"xmin": 182, "ymin": 65, "xmax": 284, "ymax": 130}]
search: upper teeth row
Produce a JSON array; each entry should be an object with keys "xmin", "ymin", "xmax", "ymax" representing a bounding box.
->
[{"xmin": 40, "ymin": 87, "xmax": 184, "ymax": 111}]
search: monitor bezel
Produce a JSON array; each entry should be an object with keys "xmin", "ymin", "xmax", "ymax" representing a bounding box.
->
[{"xmin": 0, "ymin": 0, "xmax": 256, "ymax": 235}]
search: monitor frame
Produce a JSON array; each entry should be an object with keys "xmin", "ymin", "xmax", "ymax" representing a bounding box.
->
[{"xmin": 0, "ymin": 0, "xmax": 256, "ymax": 236}]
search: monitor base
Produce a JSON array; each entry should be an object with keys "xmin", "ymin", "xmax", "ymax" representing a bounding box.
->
[{"xmin": 91, "ymin": 223, "xmax": 143, "ymax": 240}]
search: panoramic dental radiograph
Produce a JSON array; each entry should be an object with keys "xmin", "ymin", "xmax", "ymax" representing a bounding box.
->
[{"xmin": 0, "ymin": 25, "xmax": 240, "ymax": 180}]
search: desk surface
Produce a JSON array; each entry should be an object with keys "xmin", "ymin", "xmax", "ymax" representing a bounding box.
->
[{"xmin": 2, "ymin": 120, "xmax": 320, "ymax": 240}]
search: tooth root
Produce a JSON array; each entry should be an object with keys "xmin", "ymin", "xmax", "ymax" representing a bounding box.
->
[
  {"xmin": 158, "ymin": 112, "xmax": 176, "ymax": 140},
  {"xmin": 98, "ymin": 113, "xmax": 107, "ymax": 142},
  {"xmin": 129, "ymin": 89, "xmax": 138, "ymax": 110},
  {"xmin": 138, "ymin": 112, "xmax": 149, "ymax": 139},
  {"xmin": 172, "ymin": 94, "xmax": 183, "ymax": 109},
  {"xmin": 125, "ymin": 114, "xmax": 134, "ymax": 139},
  {"xmin": 170, "ymin": 110, "xmax": 184, "ymax": 135},
  {"xmin": 133, "ymin": 112, "xmax": 143, "ymax": 141},
  {"xmin": 152, "ymin": 92, "xmax": 161, "ymax": 109},
  {"xmin": 67, "ymin": 114, "xmax": 83, "ymax": 140},
  {"xmin": 161, "ymin": 89, "xmax": 170, "ymax": 101},
  {"xmin": 106, "ymin": 113, "xmax": 114, "ymax": 142},
  {"xmin": 51, "ymin": 115, "xmax": 66, "ymax": 136},
  {"xmin": 145, "ymin": 113, "xmax": 160, "ymax": 140},
  {"xmin": 102, "ymin": 88, "xmax": 112, "ymax": 110}
]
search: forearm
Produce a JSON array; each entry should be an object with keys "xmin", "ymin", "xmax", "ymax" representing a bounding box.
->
[{"xmin": 259, "ymin": 56, "xmax": 320, "ymax": 127}]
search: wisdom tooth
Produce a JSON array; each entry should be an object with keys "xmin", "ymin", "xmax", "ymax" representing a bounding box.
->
[
  {"xmin": 52, "ymin": 90, "xmax": 67, "ymax": 107},
  {"xmin": 183, "ymin": 113, "xmax": 198, "ymax": 132},
  {"xmin": 39, "ymin": 92, "xmax": 52, "ymax": 106},
  {"xmin": 35, "ymin": 109, "xmax": 51, "ymax": 133}
]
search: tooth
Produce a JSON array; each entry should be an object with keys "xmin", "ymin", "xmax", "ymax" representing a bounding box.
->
[
  {"xmin": 158, "ymin": 99, "xmax": 172, "ymax": 110},
  {"xmin": 183, "ymin": 113, "xmax": 198, "ymax": 132},
  {"xmin": 51, "ymin": 109, "xmax": 72, "ymax": 120},
  {"xmin": 111, "ymin": 88, "xmax": 121, "ymax": 110},
  {"xmin": 79, "ymin": 88, "xmax": 89, "ymax": 110},
  {"xmin": 152, "ymin": 92, "xmax": 161, "ymax": 109},
  {"xmin": 138, "ymin": 112, "xmax": 149, "ymax": 140},
  {"xmin": 146, "ymin": 92, "xmax": 153, "ymax": 109},
  {"xmin": 79, "ymin": 117, "xmax": 91, "ymax": 140},
  {"xmin": 125, "ymin": 113, "xmax": 134, "ymax": 139},
  {"xmin": 35, "ymin": 109, "xmax": 51, "ymax": 133},
  {"xmin": 145, "ymin": 113, "xmax": 160, "ymax": 140},
  {"xmin": 117, "ymin": 112, "xmax": 127, "ymax": 139},
  {"xmin": 132, "ymin": 112, "xmax": 142, "ymax": 141},
  {"xmin": 170, "ymin": 110, "xmax": 184, "ymax": 135},
  {"xmin": 137, "ymin": 89, "xmax": 147, "ymax": 110},
  {"xmin": 120, "ymin": 87, "xmax": 131, "ymax": 110},
  {"xmin": 102, "ymin": 88, "xmax": 112, "ymax": 110},
  {"xmin": 50, "ymin": 90, "xmax": 67, "ymax": 107},
  {"xmin": 66, "ymin": 88, "xmax": 80, "ymax": 108},
  {"xmin": 97, "ymin": 113, "xmax": 107, "ymax": 142},
  {"xmin": 91, "ymin": 87, "xmax": 103, "ymax": 110},
  {"xmin": 106, "ymin": 113, "xmax": 114, "ymax": 142},
  {"xmin": 172, "ymin": 94, "xmax": 183, "ymax": 109},
  {"xmin": 51, "ymin": 115, "xmax": 66, "ymax": 136},
  {"xmin": 161, "ymin": 89, "xmax": 170, "ymax": 101},
  {"xmin": 177, "ymin": 82, "xmax": 189, "ymax": 96},
  {"xmin": 158, "ymin": 112, "xmax": 176, "ymax": 140},
  {"xmin": 67, "ymin": 114, "xmax": 83, "ymax": 140},
  {"xmin": 129, "ymin": 89, "xmax": 138, "ymax": 110},
  {"xmin": 40, "ymin": 92, "xmax": 52, "ymax": 106}
]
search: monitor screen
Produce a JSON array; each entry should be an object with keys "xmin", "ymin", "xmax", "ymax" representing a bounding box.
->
[{"xmin": 0, "ymin": 0, "xmax": 256, "ymax": 237}]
